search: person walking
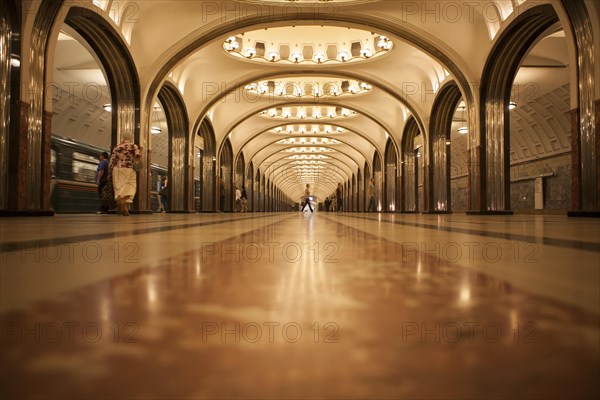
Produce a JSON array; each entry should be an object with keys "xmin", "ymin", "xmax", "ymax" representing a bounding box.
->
[
  {"xmin": 109, "ymin": 133, "xmax": 141, "ymax": 216},
  {"xmin": 235, "ymin": 186, "xmax": 242, "ymax": 212},
  {"xmin": 325, "ymin": 197, "xmax": 330, "ymax": 212},
  {"xmin": 336, "ymin": 183, "xmax": 343, "ymax": 212},
  {"xmin": 300, "ymin": 183, "xmax": 314, "ymax": 212},
  {"xmin": 367, "ymin": 178, "xmax": 376, "ymax": 212},
  {"xmin": 96, "ymin": 151, "xmax": 109, "ymax": 214},
  {"xmin": 241, "ymin": 186, "xmax": 248, "ymax": 212}
]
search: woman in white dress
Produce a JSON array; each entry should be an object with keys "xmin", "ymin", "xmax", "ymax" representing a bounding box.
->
[{"xmin": 109, "ymin": 133, "xmax": 141, "ymax": 216}]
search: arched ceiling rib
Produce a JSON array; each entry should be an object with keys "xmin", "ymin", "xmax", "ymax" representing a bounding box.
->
[
  {"xmin": 196, "ymin": 69, "xmax": 424, "ymax": 151},
  {"xmin": 259, "ymin": 152, "xmax": 356, "ymax": 198},
  {"xmin": 222, "ymin": 100, "xmax": 394, "ymax": 158}
]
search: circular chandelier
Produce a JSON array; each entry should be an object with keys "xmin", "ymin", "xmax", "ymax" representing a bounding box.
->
[
  {"xmin": 259, "ymin": 106, "xmax": 358, "ymax": 120},
  {"xmin": 244, "ymin": 78, "xmax": 371, "ymax": 99},
  {"xmin": 223, "ymin": 27, "xmax": 392, "ymax": 65},
  {"xmin": 271, "ymin": 124, "xmax": 346, "ymax": 135}
]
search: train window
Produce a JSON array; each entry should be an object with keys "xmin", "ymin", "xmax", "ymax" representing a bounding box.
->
[{"xmin": 72, "ymin": 152, "xmax": 98, "ymax": 183}]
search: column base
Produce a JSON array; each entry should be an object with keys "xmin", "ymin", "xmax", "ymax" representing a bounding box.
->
[
  {"xmin": 466, "ymin": 210, "xmax": 514, "ymax": 215},
  {"xmin": 567, "ymin": 210, "xmax": 600, "ymax": 218},
  {"xmin": 0, "ymin": 209, "xmax": 55, "ymax": 217}
]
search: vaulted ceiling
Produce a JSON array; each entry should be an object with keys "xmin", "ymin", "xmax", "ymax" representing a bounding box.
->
[{"xmin": 49, "ymin": 0, "xmax": 576, "ymax": 201}]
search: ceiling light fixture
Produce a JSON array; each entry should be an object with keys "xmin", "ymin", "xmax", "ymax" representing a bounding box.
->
[
  {"xmin": 151, "ymin": 103, "xmax": 162, "ymax": 135},
  {"xmin": 268, "ymin": 51, "xmax": 279, "ymax": 62},
  {"xmin": 314, "ymin": 53, "xmax": 326, "ymax": 63},
  {"xmin": 457, "ymin": 105, "xmax": 468, "ymax": 134},
  {"xmin": 377, "ymin": 35, "xmax": 392, "ymax": 49},
  {"xmin": 508, "ymin": 101, "xmax": 517, "ymax": 110},
  {"xmin": 103, "ymin": 103, "xmax": 112, "ymax": 112},
  {"xmin": 290, "ymin": 53, "xmax": 303, "ymax": 63},
  {"xmin": 225, "ymin": 36, "xmax": 239, "ymax": 51},
  {"xmin": 337, "ymin": 51, "xmax": 349, "ymax": 62},
  {"xmin": 360, "ymin": 48, "xmax": 372, "ymax": 58}
]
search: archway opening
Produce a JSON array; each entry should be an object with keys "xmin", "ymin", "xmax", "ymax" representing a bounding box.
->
[
  {"xmin": 197, "ymin": 119, "xmax": 216, "ymax": 212},
  {"xmin": 401, "ymin": 117, "xmax": 421, "ymax": 212},
  {"xmin": 235, "ymin": 152, "xmax": 246, "ymax": 212},
  {"xmin": 372, "ymin": 152, "xmax": 383, "ymax": 212},
  {"xmin": 246, "ymin": 162, "xmax": 254, "ymax": 212},
  {"xmin": 385, "ymin": 138, "xmax": 398, "ymax": 212},
  {"xmin": 148, "ymin": 99, "xmax": 168, "ymax": 212},
  {"xmin": 49, "ymin": 27, "xmax": 112, "ymax": 213},
  {"xmin": 508, "ymin": 28, "xmax": 571, "ymax": 213},
  {"xmin": 157, "ymin": 82, "xmax": 190, "ymax": 213},
  {"xmin": 450, "ymin": 99, "xmax": 469, "ymax": 212},
  {"xmin": 479, "ymin": 3, "xmax": 560, "ymax": 212},
  {"xmin": 219, "ymin": 138, "xmax": 233, "ymax": 212}
]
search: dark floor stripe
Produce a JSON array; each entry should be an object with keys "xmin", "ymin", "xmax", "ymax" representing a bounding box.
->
[
  {"xmin": 0, "ymin": 214, "xmax": 294, "ymax": 253},
  {"xmin": 332, "ymin": 214, "xmax": 600, "ymax": 253}
]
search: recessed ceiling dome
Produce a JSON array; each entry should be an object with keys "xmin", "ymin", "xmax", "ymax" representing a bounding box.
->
[{"xmin": 224, "ymin": 26, "xmax": 392, "ymax": 64}]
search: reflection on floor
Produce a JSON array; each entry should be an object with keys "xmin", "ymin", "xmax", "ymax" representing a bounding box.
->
[{"xmin": 1, "ymin": 213, "xmax": 599, "ymax": 398}]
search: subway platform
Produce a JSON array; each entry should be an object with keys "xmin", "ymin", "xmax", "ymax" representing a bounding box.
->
[{"xmin": 1, "ymin": 212, "xmax": 598, "ymax": 399}]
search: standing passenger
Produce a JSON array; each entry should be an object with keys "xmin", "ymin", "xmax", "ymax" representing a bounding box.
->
[
  {"xmin": 368, "ymin": 178, "xmax": 376, "ymax": 212},
  {"xmin": 241, "ymin": 186, "xmax": 248, "ymax": 213},
  {"xmin": 159, "ymin": 177, "xmax": 168, "ymax": 213},
  {"xmin": 235, "ymin": 186, "xmax": 242, "ymax": 212},
  {"xmin": 109, "ymin": 133, "xmax": 141, "ymax": 216},
  {"xmin": 336, "ymin": 183, "xmax": 343, "ymax": 212},
  {"xmin": 96, "ymin": 151, "xmax": 109, "ymax": 214}
]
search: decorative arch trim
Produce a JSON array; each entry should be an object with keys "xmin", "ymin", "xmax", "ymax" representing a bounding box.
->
[
  {"xmin": 427, "ymin": 80, "xmax": 462, "ymax": 212},
  {"xmin": 157, "ymin": 81, "xmax": 190, "ymax": 212}
]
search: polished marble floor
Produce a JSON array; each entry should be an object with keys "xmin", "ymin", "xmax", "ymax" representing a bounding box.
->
[{"xmin": 1, "ymin": 212, "xmax": 599, "ymax": 399}]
